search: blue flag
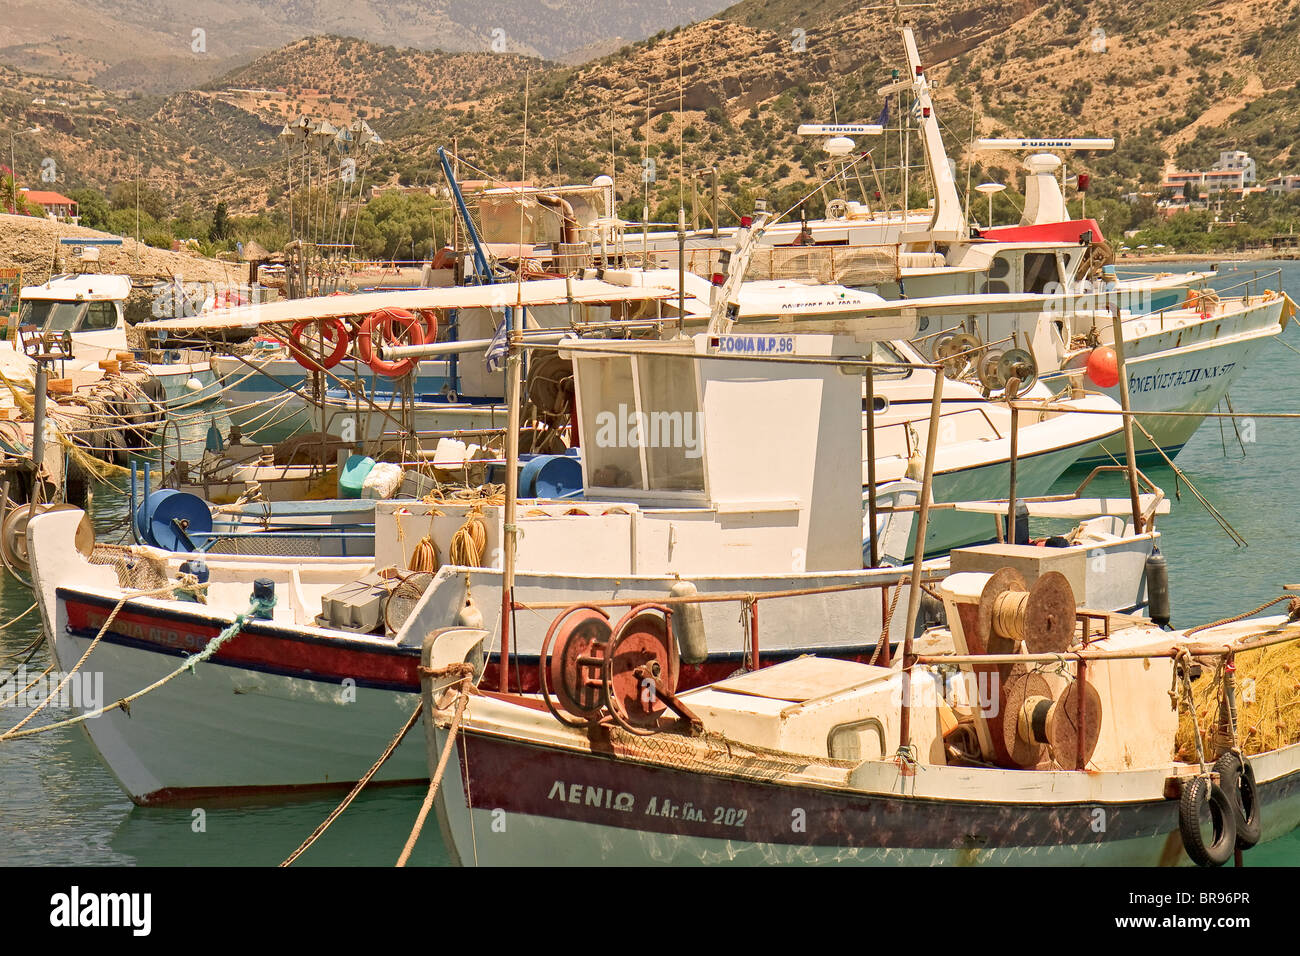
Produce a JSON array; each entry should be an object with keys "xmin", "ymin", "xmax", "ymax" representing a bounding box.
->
[{"xmin": 876, "ymin": 95, "xmax": 891, "ymax": 129}]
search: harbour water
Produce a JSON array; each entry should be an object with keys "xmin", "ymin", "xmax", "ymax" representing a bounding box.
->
[{"xmin": 1, "ymin": 260, "xmax": 1298, "ymax": 866}]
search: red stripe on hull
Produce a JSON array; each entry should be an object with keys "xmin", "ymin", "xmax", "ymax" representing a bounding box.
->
[{"xmin": 62, "ymin": 594, "xmax": 420, "ymax": 689}]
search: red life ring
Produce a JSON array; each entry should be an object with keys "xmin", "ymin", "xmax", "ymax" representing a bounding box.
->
[
  {"xmin": 356, "ymin": 308, "xmax": 425, "ymax": 377},
  {"xmin": 287, "ymin": 317, "xmax": 349, "ymax": 371}
]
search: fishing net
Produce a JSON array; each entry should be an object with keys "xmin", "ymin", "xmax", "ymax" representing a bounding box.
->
[
  {"xmin": 88, "ymin": 544, "xmax": 172, "ymax": 593},
  {"xmin": 1175, "ymin": 640, "xmax": 1300, "ymax": 760},
  {"xmin": 604, "ymin": 724, "xmax": 855, "ymax": 783}
]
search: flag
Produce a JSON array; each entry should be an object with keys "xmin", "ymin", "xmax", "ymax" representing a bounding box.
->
[
  {"xmin": 876, "ymin": 95, "xmax": 890, "ymax": 129},
  {"xmin": 485, "ymin": 310, "xmax": 509, "ymax": 372}
]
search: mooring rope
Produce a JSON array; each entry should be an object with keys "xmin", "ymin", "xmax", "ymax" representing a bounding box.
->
[
  {"xmin": 279, "ymin": 662, "xmax": 476, "ymax": 867},
  {"xmin": 0, "ymin": 589, "xmax": 273, "ymax": 742},
  {"xmin": 279, "ymin": 701, "xmax": 426, "ymax": 867},
  {"xmin": 1184, "ymin": 595, "xmax": 1300, "ymax": 638},
  {"xmin": 396, "ymin": 676, "xmax": 472, "ymax": 867}
]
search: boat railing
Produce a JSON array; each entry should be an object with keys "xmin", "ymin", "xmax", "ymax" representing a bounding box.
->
[
  {"xmin": 511, "ymin": 572, "xmax": 946, "ymax": 672},
  {"xmin": 1122, "ymin": 267, "xmax": 1284, "ymax": 331}
]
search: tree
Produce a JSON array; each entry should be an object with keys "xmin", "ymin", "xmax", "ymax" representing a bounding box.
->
[
  {"xmin": 68, "ymin": 187, "xmax": 110, "ymax": 230},
  {"xmin": 209, "ymin": 201, "xmax": 230, "ymax": 242}
]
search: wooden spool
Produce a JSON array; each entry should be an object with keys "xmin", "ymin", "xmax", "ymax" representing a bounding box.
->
[
  {"xmin": 1046, "ymin": 680, "xmax": 1103, "ymax": 769},
  {"xmin": 1023, "ymin": 571, "xmax": 1076, "ymax": 653},
  {"xmin": 1002, "ymin": 665, "xmax": 1051, "ymax": 768},
  {"xmin": 977, "ymin": 567, "xmax": 1028, "ymax": 655}
]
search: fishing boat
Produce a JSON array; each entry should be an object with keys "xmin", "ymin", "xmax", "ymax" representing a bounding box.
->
[
  {"xmin": 417, "ymin": 565, "xmax": 1300, "ymax": 867},
  {"xmin": 24, "ymin": 330, "xmax": 1162, "ymax": 804},
  {"xmin": 8, "ymin": 271, "xmax": 218, "ymax": 405}
]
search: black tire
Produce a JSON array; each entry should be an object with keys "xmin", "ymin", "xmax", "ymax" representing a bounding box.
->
[
  {"xmin": 1179, "ymin": 775, "xmax": 1237, "ymax": 867},
  {"xmin": 1214, "ymin": 752, "xmax": 1262, "ymax": 849}
]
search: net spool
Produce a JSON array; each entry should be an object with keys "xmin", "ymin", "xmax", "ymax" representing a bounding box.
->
[
  {"xmin": 539, "ymin": 605, "xmax": 613, "ymax": 726},
  {"xmin": 997, "ymin": 348, "xmax": 1037, "ymax": 392},
  {"xmin": 981, "ymin": 569, "xmax": 1076, "ymax": 654},
  {"xmin": 1002, "ymin": 666, "xmax": 1051, "ymax": 767},
  {"xmin": 603, "ymin": 604, "xmax": 679, "ymax": 734},
  {"xmin": 1045, "ymin": 680, "xmax": 1103, "ymax": 768},
  {"xmin": 935, "ymin": 331, "xmax": 982, "ymax": 379},
  {"xmin": 1010, "ymin": 680, "xmax": 1103, "ymax": 769},
  {"xmin": 977, "ymin": 567, "xmax": 1028, "ymax": 655}
]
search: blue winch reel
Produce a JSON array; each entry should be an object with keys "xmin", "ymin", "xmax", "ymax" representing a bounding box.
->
[
  {"xmin": 135, "ymin": 489, "xmax": 212, "ymax": 552},
  {"xmin": 518, "ymin": 454, "xmax": 583, "ymax": 499}
]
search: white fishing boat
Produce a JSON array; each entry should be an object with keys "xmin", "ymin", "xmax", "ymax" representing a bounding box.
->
[
  {"xmin": 9, "ymin": 272, "xmax": 216, "ymax": 404},
  {"xmin": 25, "ymin": 331, "xmax": 1162, "ymax": 804}
]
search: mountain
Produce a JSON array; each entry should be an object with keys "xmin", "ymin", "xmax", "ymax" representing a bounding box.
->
[
  {"xmin": 0, "ymin": 0, "xmax": 726, "ymax": 94},
  {"xmin": 7, "ymin": 0, "xmax": 1300, "ymax": 237}
]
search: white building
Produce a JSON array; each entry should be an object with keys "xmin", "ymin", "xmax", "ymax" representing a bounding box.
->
[{"xmin": 1214, "ymin": 150, "xmax": 1256, "ymax": 185}]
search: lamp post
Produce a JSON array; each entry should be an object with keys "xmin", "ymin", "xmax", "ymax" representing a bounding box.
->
[
  {"xmin": 975, "ymin": 181, "xmax": 1005, "ymax": 228},
  {"xmin": 7, "ymin": 126, "xmax": 41, "ymax": 213}
]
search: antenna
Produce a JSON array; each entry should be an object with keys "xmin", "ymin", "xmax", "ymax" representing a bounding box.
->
[{"xmin": 973, "ymin": 138, "xmax": 1115, "ymax": 151}]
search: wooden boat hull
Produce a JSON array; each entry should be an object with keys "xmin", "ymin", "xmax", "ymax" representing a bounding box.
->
[{"xmin": 427, "ymin": 702, "xmax": 1300, "ymax": 867}]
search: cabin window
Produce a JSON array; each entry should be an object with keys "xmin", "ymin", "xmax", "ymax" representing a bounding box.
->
[
  {"xmin": 868, "ymin": 341, "xmax": 911, "ymax": 380},
  {"xmin": 20, "ymin": 300, "xmax": 84, "ymax": 332},
  {"xmin": 1023, "ymin": 253, "xmax": 1059, "ymax": 294},
  {"xmin": 576, "ymin": 355, "xmax": 644, "ymax": 490},
  {"xmin": 576, "ymin": 350, "xmax": 705, "ymax": 495},
  {"xmin": 637, "ymin": 354, "xmax": 705, "ymax": 492},
  {"xmin": 82, "ymin": 301, "xmax": 117, "ymax": 331},
  {"xmin": 981, "ymin": 255, "xmax": 1012, "ymax": 294}
]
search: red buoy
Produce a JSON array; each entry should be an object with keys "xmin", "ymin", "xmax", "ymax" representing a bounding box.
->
[{"xmin": 1085, "ymin": 346, "xmax": 1120, "ymax": 388}]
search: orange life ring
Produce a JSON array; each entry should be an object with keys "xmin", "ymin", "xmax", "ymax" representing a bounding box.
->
[
  {"xmin": 356, "ymin": 308, "xmax": 424, "ymax": 377},
  {"xmin": 418, "ymin": 309, "xmax": 439, "ymax": 342},
  {"xmin": 287, "ymin": 317, "xmax": 349, "ymax": 371}
]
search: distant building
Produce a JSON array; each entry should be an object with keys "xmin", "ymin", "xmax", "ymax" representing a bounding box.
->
[
  {"xmin": 1160, "ymin": 150, "xmax": 1258, "ymax": 202},
  {"xmin": 1266, "ymin": 175, "xmax": 1300, "ymax": 194},
  {"xmin": 17, "ymin": 188, "xmax": 79, "ymax": 224},
  {"xmin": 1215, "ymin": 150, "xmax": 1256, "ymax": 184}
]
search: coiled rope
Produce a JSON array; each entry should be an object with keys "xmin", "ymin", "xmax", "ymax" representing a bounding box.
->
[{"xmin": 448, "ymin": 506, "xmax": 488, "ymax": 567}]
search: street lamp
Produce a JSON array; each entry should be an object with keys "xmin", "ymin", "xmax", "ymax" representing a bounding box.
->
[{"xmin": 975, "ymin": 182, "xmax": 1006, "ymax": 228}]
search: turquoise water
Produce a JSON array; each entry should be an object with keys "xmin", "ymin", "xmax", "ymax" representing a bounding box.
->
[{"xmin": 1, "ymin": 261, "xmax": 1297, "ymax": 866}]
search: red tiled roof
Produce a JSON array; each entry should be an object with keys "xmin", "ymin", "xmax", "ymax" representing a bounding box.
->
[{"xmin": 18, "ymin": 190, "xmax": 76, "ymax": 205}]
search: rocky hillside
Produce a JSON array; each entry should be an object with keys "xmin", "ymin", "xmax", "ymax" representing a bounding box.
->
[
  {"xmin": 0, "ymin": 214, "xmax": 251, "ymax": 321},
  {"xmin": 0, "ymin": 0, "xmax": 723, "ymax": 94},
  {"xmin": 7, "ymin": 0, "xmax": 1300, "ymax": 236}
]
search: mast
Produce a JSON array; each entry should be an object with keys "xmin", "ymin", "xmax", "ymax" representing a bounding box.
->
[{"xmin": 898, "ymin": 21, "xmax": 965, "ymax": 241}]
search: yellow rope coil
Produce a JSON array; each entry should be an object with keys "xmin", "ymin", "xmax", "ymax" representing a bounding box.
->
[
  {"xmin": 448, "ymin": 506, "xmax": 489, "ymax": 567},
  {"xmin": 409, "ymin": 535, "xmax": 440, "ymax": 574},
  {"xmin": 992, "ymin": 590, "xmax": 1029, "ymax": 642}
]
